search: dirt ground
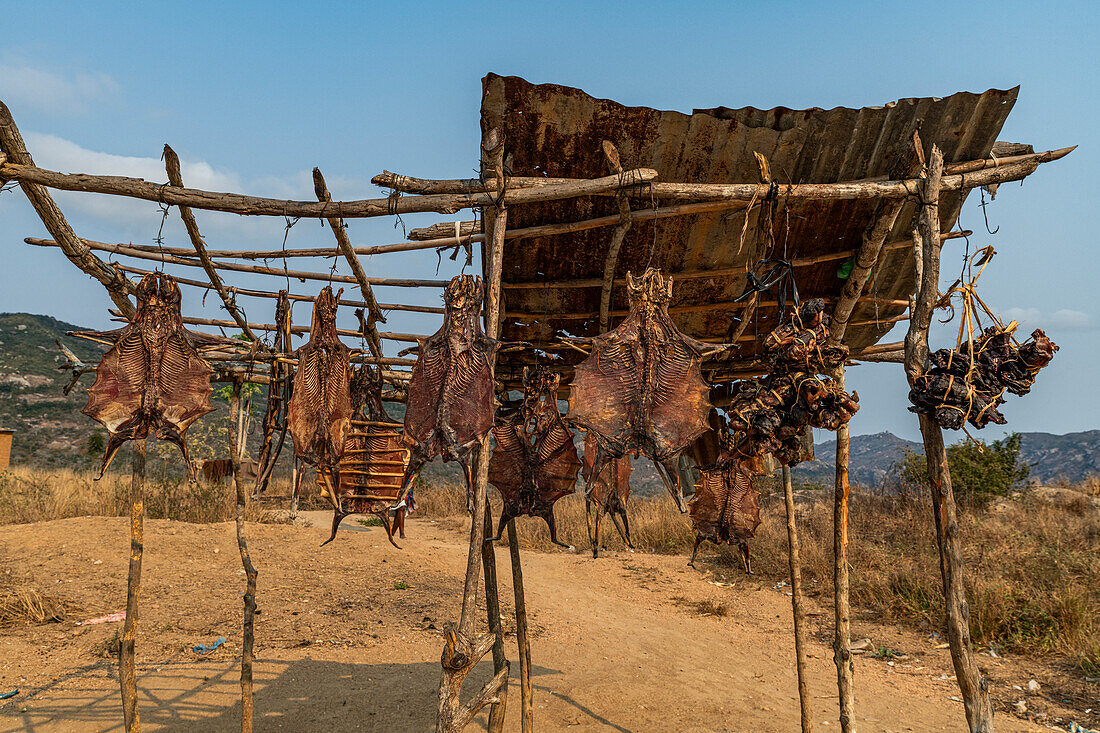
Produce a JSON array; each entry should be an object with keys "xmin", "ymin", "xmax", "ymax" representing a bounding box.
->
[{"xmin": 1, "ymin": 512, "xmax": 1096, "ymax": 732}]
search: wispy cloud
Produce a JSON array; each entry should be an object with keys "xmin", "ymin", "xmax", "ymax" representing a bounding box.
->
[
  {"xmin": 1002, "ymin": 307, "xmax": 1093, "ymax": 332},
  {"xmin": 0, "ymin": 63, "xmax": 119, "ymax": 114}
]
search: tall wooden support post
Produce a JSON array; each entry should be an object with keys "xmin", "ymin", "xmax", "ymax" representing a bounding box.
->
[
  {"xmin": 229, "ymin": 379, "xmax": 259, "ymax": 733},
  {"xmin": 482, "ymin": 509, "xmax": 507, "ymax": 733},
  {"xmin": 119, "ymin": 437, "xmax": 146, "ymax": 732},
  {"xmin": 436, "ymin": 128, "xmax": 510, "ymax": 733},
  {"xmin": 507, "ymin": 521, "xmax": 534, "ymax": 733},
  {"xmin": 903, "ymin": 146, "xmax": 995, "ymax": 733},
  {"xmin": 833, "ymin": 370, "xmax": 855, "ymax": 733},
  {"xmin": 782, "ymin": 466, "xmax": 813, "ymax": 733}
]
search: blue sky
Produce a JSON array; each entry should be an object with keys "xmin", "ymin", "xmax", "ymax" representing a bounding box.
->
[{"xmin": 0, "ymin": 0, "xmax": 1095, "ymax": 441}]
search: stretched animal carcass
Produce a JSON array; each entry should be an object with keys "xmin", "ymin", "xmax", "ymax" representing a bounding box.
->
[
  {"xmin": 81, "ymin": 272, "xmax": 218, "ymax": 478},
  {"xmin": 253, "ymin": 290, "xmax": 294, "ymax": 497},
  {"xmin": 581, "ymin": 433, "xmax": 633, "ymax": 558},
  {"xmin": 487, "ymin": 366, "xmax": 580, "ymax": 548},
  {"xmin": 318, "ymin": 364, "xmax": 408, "ymax": 547},
  {"xmin": 286, "ymin": 287, "xmax": 352, "ymax": 527},
  {"xmin": 688, "ymin": 451, "xmax": 764, "ymax": 573},
  {"xmin": 566, "ymin": 268, "xmax": 731, "ymax": 512},
  {"xmin": 398, "ymin": 275, "xmax": 499, "ymax": 509}
]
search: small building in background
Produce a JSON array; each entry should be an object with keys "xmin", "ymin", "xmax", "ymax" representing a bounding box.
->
[{"xmin": 0, "ymin": 429, "xmax": 13, "ymax": 471}]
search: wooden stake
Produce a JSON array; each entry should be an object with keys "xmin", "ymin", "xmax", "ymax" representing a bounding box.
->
[
  {"xmin": 903, "ymin": 146, "xmax": 995, "ymax": 733},
  {"xmin": 507, "ymin": 520, "xmax": 534, "ymax": 733},
  {"xmin": 783, "ymin": 465, "xmax": 813, "ymax": 733},
  {"xmin": 0, "ymin": 100, "xmax": 135, "ymax": 317},
  {"xmin": 833, "ymin": 370, "xmax": 855, "ymax": 733},
  {"xmin": 163, "ymin": 145, "xmax": 260, "ymax": 344},
  {"xmin": 598, "ymin": 141, "xmax": 632, "ymax": 331},
  {"xmin": 313, "ymin": 167, "xmax": 385, "ymax": 358},
  {"xmin": 482, "ymin": 509, "xmax": 507, "ymax": 733},
  {"xmin": 119, "ymin": 437, "xmax": 146, "ymax": 732},
  {"xmin": 229, "ymin": 380, "xmax": 259, "ymax": 733}
]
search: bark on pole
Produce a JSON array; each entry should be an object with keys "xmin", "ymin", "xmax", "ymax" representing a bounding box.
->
[
  {"xmin": 783, "ymin": 465, "xmax": 813, "ymax": 733},
  {"xmin": 229, "ymin": 380, "xmax": 259, "ymax": 733},
  {"xmin": 119, "ymin": 437, "xmax": 146, "ymax": 732},
  {"xmin": 832, "ymin": 371, "xmax": 855, "ymax": 733},
  {"xmin": 507, "ymin": 520, "xmax": 534, "ymax": 733},
  {"xmin": 483, "ymin": 509, "xmax": 507, "ymax": 733},
  {"xmin": 903, "ymin": 146, "xmax": 995, "ymax": 733}
]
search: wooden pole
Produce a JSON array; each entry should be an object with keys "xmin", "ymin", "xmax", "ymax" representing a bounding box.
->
[
  {"xmin": 0, "ymin": 100, "xmax": 136, "ymax": 318},
  {"xmin": 507, "ymin": 520, "xmax": 534, "ymax": 733},
  {"xmin": 313, "ymin": 167, "xmax": 385, "ymax": 358},
  {"xmin": 783, "ymin": 465, "xmax": 813, "ymax": 733},
  {"xmin": 436, "ymin": 129, "xmax": 511, "ymax": 733},
  {"xmin": 229, "ymin": 380, "xmax": 259, "ymax": 733},
  {"xmin": 163, "ymin": 145, "xmax": 261, "ymax": 344},
  {"xmin": 833, "ymin": 369, "xmax": 855, "ymax": 733},
  {"xmin": 482, "ymin": 510, "xmax": 507, "ymax": 733},
  {"xmin": 119, "ymin": 437, "xmax": 146, "ymax": 732},
  {"xmin": 598, "ymin": 141, "xmax": 632, "ymax": 331},
  {"xmin": 903, "ymin": 146, "xmax": 995, "ymax": 733},
  {"xmin": 0, "ymin": 157, "xmax": 658, "ymax": 217}
]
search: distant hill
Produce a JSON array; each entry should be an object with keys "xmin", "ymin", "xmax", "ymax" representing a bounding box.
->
[
  {"xmin": 795, "ymin": 430, "xmax": 1100, "ymax": 486},
  {"xmin": 0, "ymin": 313, "xmax": 106, "ymax": 465}
]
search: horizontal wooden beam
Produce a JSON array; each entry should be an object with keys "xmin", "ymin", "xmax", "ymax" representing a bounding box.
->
[
  {"xmin": 26, "ymin": 237, "xmax": 449, "ymax": 288},
  {"xmin": 165, "ymin": 314, "xmax": 425, "ymax": 343},
  {"xmin": 114, "ymin": 263, "xmax": 447, "ymax": 314},
  {"xmin": 501, "ymin": 230, "xmax": 967, "ymax": 291},
  {"xmin": 0, "ymin": 159, "xmax": 657, "ymax": 217},
  {"xmin": 506, "ymin": 295, "xmax": 908, "ymax": 321}
]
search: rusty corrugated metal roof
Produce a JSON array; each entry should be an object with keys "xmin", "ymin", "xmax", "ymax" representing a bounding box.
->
[{"xmin": 480, "ymin": 73, "xmax": 1018, "ymax": 386}]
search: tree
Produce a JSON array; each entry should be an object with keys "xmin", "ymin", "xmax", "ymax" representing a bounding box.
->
[{"xmin": 892, "ymin": 433, "xmax": 1030, "ymax": 506}]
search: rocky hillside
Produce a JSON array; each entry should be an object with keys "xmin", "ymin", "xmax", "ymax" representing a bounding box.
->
[{"xmin": 0, "ymin": 313, "xmax": 106, "ymax": 465}]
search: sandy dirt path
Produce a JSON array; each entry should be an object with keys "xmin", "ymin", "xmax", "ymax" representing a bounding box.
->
[{"xmin": 0, "ymin": 513, "xmax": 1049, "ymax": 732}]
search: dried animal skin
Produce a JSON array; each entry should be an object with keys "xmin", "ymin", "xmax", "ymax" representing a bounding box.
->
[
  {"xmin": 400, "ymin": 275, "xmax": 499, "ymax": 507},
  {"xmin": 581, "ymin": 433, "xmax": 633, "ymax": 558},
  {"xmin": 253, "ymin": 290, "xmax": 294, "ymax": 496},
  {"xmin": 567, "ymin": 269, "xmax": 730, "ymax": 511},
  {"xmin": 287, "ymin": 287, "xmax": 352, "ymax": 526},
  {"xmin": 82, "ymin": 272, "xmax": 216, "ymax": 479},
  {"xmin": 688, "ymin": 453, "xmax": 763, "ymax": 573},
  {"xmin": 488, "ymin": 367, "xmax": 579, "ymax": 547}
]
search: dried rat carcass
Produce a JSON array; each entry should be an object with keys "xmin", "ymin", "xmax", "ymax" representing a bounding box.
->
[
  {"xmin": 80, "ymin": 272, "xmax": 219, "ymax": 479},
  {"xmin": 399, "ymin": 275, "xmax": 499, "ymax": 509},
  {"xmin": 688, "ymin": 451, "xmax": 764, "ymax": 573},
  {"xmin": 487, "ymin": 367, "xmax": 580, "ymax": 548},
  {"xmin": 566, "ymin": 268, "xmax": 732, "ymax": 511},
  {"xmin": 253, "ymin": 290, "xmax": 294, "ymax": 497},
  {"xmin": 286, "ymin": 286, "xmax": 353, "ymax": 528},
  {"xmin": 581, "ymin": 433, "xmax": 633, "ymax": 559},
  {"xmin": 320, "ymin": 363, "xmax": 406, "ymax": 547},
  {"xmin": 909, "ymin": 326, "xmax": 1058, "ymax": 430}
]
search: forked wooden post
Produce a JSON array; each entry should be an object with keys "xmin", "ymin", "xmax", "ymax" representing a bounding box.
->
[
  {"xmin": 229, "ymin": 379, "xmax": 259, "ymax": 733},
  {"xmin": 903, "ymin": 146, "xmax": 995, "ymax": 733},
  {"xmin": 782, "ymin": 466, "xmax": 813, "ymax": 733},
  {"xmin": 507, "ymin": 520, "xmax": 534, "ymax": 732},
  {"xmin": 832, "ymin": 372, "xmax": 855, "ymax": 733},
  {"xmin": 119, "ymin": 437, "xmax": 146, "ymax": 732},
  {"xmin": 436, "ymin": 128, "xmax": 510, "ymax": 733}
]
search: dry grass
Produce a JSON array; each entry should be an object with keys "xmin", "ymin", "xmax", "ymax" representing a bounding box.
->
[
  {"xmin": 0, "ymin": 585, "xmax": 68, "ymax": 627},
  {"xmin": 0, "ymin": 466, "xmax": 280, "ymax": 525},
  {"xmin": 415, "ymin": 480, "xmax": 1100, "ymax": 674}
]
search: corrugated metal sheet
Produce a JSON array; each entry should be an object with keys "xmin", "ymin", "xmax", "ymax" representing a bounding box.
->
[{"xmin": 480, "ymin": 73, "xmax": 1018, "ymax": 385}]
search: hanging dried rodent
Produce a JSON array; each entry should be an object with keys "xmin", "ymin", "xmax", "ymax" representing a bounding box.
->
[
  {"xmin": 81, "ymin": 272, "xmax": 219, "ymax": 479},
  {"xmin": 581, "ymin": 433, "xmax": 633, "ymax": 559},
  {"xmin": 287, "ymin": 286, "xmax": 352, "ymax": 519},
  {"xmin": 487, "ymin": 367, "xmax": 580, "ymax": 548},
  {"xmin": 726, "ymin": 299, "xmax": 859, "ymax": 465},
  {"xmin": 566, "ymin": 268, "xmax": 733, "ymax": 511},
  {"xmin": 399, "ymin": 275, "xmax": 499, "ymax": 509},
  {"xmin": 688, "ymin": 449, "xmax": 765, "ymax": 573},
  {"xmin": 909, "ymin": 326, "xmax": 1057, "ymax": 430},
  {"xmin": 908, "ymin": 247, "xmax": 1058, "ymax": 430}
]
